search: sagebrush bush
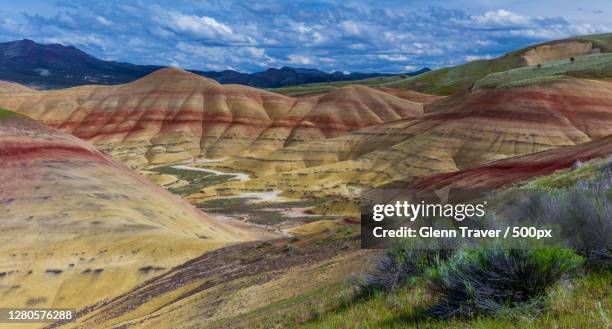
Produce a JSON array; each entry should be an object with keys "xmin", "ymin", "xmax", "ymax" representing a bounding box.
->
[
  {"xmin": 353, "ymin": 247, "xmax": 452, "ymax": 298},
  {"xmin": 541, "ymin": 170, "xmax": 612, "ymax": 269},
  {"xmin": 498, "ymin": 163, "xmax": 611, "ymax": 269},
  {"xmin": 428, "ymin": 247, "xmax": 583, "ymax": 319}
]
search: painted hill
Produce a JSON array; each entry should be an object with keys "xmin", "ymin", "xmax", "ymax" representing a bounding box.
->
[
  {"xmin": 189, "ymin": 78, "xmax": 612, "ymax": 200},
  {"xmin": 397, "ymin": 134, "xmax": 612, "ymax": 192},
  {"xmin": 49, "ymin": 137, "xmax": 612, "ymax": 329},
  {"xmin": 0, "ymin": 68, "xmax": 427, "ymax": 168},
  {"xmin": 0, "ymin": 80, "xmax": 33, "ymax": 93},
  {"xmin": 47, "ymin": 232, "xmax": 369, "ymax": 329},
  {"xmin": 0, "ymin": 33, "xmax": 609, "ymax": 329},
  {"xmin": 0, "ymin": 39, "xmax": 404, "ymax": 89},
  {"xmin": 0, "ymin": 108, "xmax": 260, "ymax": 312}
]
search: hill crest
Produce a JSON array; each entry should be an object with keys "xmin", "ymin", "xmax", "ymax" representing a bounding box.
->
[{"xmin": 0, "ymin": 72, "xmax": 429, "ymax": 167}]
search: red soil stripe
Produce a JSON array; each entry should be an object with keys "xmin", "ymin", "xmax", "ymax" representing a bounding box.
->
[{"xmin": 0, "ymin": 143, "xmax": 107, "ymax": 162}]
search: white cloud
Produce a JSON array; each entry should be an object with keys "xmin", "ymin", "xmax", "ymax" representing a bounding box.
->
[
  {"xmin": 311, "ymin": 31, "xmax": 327, "ymax": 45},
  {"xmin": 348, "ymin": 43, "xmax": 366, "ymax": 50},
  {"xmin": 465, "ymin": 54, "xmax": 493, "ymax": 62},
  {"xmin": 472, "ymin": 9, "xmax": 528, "ymax": 27},
  {"xmin": 508, "ymin": 23, "xmax": 610, "ymax": 40},
  {"xmin": 164, "ymin": 12, "xmax": 247, "ymax": 43},
  {"xmin": 340, "ymin": 20, "xmax": 361, "ymax": 36},
  {"xmin": 378, "ymin": 54, "xmax": 409, "ymax": 62},
  {"xmin": 174, "ymin": 41, "xmax": 277, "ymax": 70},
  {"xmin": 399, "ymin": 43, "xmax": 444, "ymax": 56},
  {"xmin": 0, "ymin": 17, "xmax": 32, "ymax": 35},
  {"xmin": 43, "ymin": 34, "xmax": 107, "ymax": 48},
  {"xmin": 176, "ymin": 42, "xmax": 224, "ymax": 59},
  {"xmin": 287, "ymin": 54, "xmax": 313, "ymax": 65},
  {"xmin": 319, "ymin": 57, "xmax": 336, "ymax": 63},
  {"xmin": 244, "ymin": 47, "xmax": 276, "ymax": 64},
  {"xmin": 150, "ymin": 26, "xmax": 174, "ymax": 39},
  {"xmin": 34, "ymin": 68, "xmax": 51, "ymax": 76},
  {"xmin": 56, "ymin": 13, "xmax": 77, "ymax": 27},
  {"xmin": 96, "ymin": 16, "xmax": 111, "ymax": 26},
  {"xmin": 245, "ymin": 47, "xmax": 265, "ymax": 58},
  {"xmin": 290, "ymin": 22, "xmax": 312, "ymax": 34},
  {"xmin": 464, "ymin": 8, "xmax": 611, "ymax": 41}
]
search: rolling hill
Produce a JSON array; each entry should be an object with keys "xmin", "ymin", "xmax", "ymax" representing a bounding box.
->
[
  {"xmin": 378, "ymin": 33, "xmax": 612, "ymax": 95},
  {"xmin": 388, "ymin": 134, "xmax": 612, "ymax": 192},
  {"xmin": 189, "ymin": 77, "xmax": 612, "ymax": 201},
  {"xmin": 0, "ymin": 108, "xmax": 262, "ymax": 315},
  {"xmin": 0, "ymin": 68, "xmax": 428, "ymax": 168},
  {"xmin": 267, "ymin": 33, "xmax": 612, "ymax": 97},
  {"xmin": 45, "ymin": 231, "xmax": 370, "ymax": 329}
]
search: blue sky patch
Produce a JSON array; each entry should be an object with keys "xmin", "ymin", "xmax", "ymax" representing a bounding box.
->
[{"xmin": 0, "ymin": 0, "xmax": 610, "ymax": 73}]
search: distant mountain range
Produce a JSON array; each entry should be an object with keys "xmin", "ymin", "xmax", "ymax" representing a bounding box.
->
[
  {"xmin": 0, "ymin": 39, "xmax": 429, "ymax": 89},
  {"xmin": 197, "ymin": 66, "xmax": 429, "ymax": 88}
]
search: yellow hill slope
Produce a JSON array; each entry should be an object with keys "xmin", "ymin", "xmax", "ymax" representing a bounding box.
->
[{"xmin": 0, "ymin": 108, "xmax": 262, "ymax": 319}]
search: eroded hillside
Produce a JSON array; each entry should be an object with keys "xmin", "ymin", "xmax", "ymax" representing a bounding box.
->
[
  {"xmin": 0, "ymin": 108, "xmax": 264, "ymax": 317},
  {"xmin": 188, "ymin": 78, "xmax": 612, "ymax": 202},
  {"xmin": 0, "ymin": 68, "xmax": 428, "ymax": 168}
]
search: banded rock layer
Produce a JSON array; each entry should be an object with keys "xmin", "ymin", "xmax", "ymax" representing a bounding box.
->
[
  {"xmin": 410, "ymin": 134, "xmax": 612, "ymax": 191},
  {"xmin": 191, "ymin": 78, "xmax": 612, "ymax": 199},
  {"xmin": 0, "ymin": 109, "xmax": 256, "ymax": 311},
  {"xmin": 0, "ymin": 68, "xmax": 427, "ymax": 168}
]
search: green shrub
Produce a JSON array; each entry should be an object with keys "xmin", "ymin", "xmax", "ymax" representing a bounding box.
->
[
  {"xmin": 0, "ymin": 108, "xmax": 17, "ymax": 119},
  {"xmin": 493, "ymin": 161, "xmax": 611, "ymax": 270},
  {"xmin": 428, "ymin": 247, "xmax": 583, "ymax": 319},
  {"xmin": 353, "ymin": 247, "xmax": 452, "ymax": 298},
  {"xmin": 544, "ymin": 180, "xmax": 611, "ymax": 269}
]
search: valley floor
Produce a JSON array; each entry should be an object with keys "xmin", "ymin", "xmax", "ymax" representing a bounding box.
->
[{"xmin": 124, "ymin": 157, "xmax": 612, "ymax": 329}]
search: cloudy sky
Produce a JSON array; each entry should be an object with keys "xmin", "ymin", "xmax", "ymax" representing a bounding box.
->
[{"xmin": 0, "ymin": 0, "xmax": 610, "ymax": 73}]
